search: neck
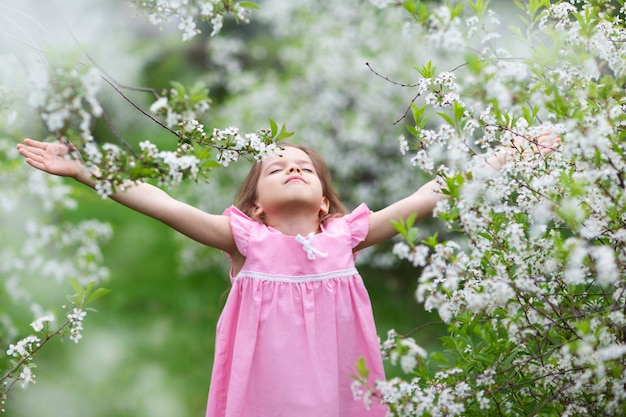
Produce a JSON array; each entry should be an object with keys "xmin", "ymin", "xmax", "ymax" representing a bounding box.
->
[{"xmin": 262, "ymin": 208, "xmax": 322, "ymax": 236}]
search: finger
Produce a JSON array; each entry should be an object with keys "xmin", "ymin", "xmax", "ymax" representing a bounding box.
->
[
  {"xmin": 16, "ymin": 144, "xmax": 32, "ymax": 157},
  {"xmin": 539, "ymin": 135, "xmax": 560, "ymax": 155},
  {"xmin": 18, "ymin": 150, "xmax": 39, "ymax": 164},
  {"xmin": 23, "ymin": 138, "xmax": 48, "ymax": 149},
  {"xmin": 545, "ymin": 134, "xmax": 560, "ymax": 148},
  {"xmin": 18, "ymin": 145, "xmax": 45, "ymax": 160},
  {"xmin": 24, "ymin": 157, "xmax": 44, "ymax": 170}
]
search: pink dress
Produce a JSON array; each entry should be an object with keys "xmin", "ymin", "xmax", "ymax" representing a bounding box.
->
[{"xmin": 205, "ymin": 204, "xmax": 387, "ymax": 417}]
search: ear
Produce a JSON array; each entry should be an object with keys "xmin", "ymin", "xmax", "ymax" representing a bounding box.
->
[
  {"xmin": 252, "ymin": 204, "xmax": 264, "ymax": 220},
  {"xmin": 319, "ymin": 197, "xmax": 330, "ymax": 216}
]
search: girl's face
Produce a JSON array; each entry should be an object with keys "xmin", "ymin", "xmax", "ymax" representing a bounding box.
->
[{"xmin": 253, "ymin": 147, "xmax": 329, "ymax": 219}]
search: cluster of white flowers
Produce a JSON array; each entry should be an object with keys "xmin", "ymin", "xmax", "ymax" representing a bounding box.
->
[
  {"xmin": 180, "ymin": 119, "xmax": 207, "ymax": 136},
  {"xmin": 132, "ymin": 0, "xmax": 251, "ymax": 40},
  {"xmin": 409, "ymin": 124, "xmax": 463, "ymax": 173},
  {"xmin": 4, "ymin": 335, "xmax": 40, "ymax": 389},
  {"xmin": 29, "ymin": 314, "xmax": 55, "ymax": 333},
  {"xmin": 212, "ymin": 127, "xmax": 279, "ymax": 166},
  {"xmin": 89, "ymin": 137, "xmax": 205, "ymax": 195},
  {"xmin": 6, "ymin": 336, "xmax": 40, "ymax": 360},
  {"xmin": 389, "ymin": 338, "xmax": 427, "ymax": 374},
  {"xmin": 149, "ymin": 96, "xmax": 169, "ymax": 114},
  {"xmin": 350, "ymin": 380, "xmax": 374, "ymax": 410},
  {"xmin": 90, "ymin": 143, "xmax": 123, "ymax": 198},
  {"xmin": 424, "ymin": 5, "xmax": 465, "ymax": 52},
  {"xmin": 149, "ymin": 94, "xmax": 211, "ymax": 129},
  {"xmin": 397, "ymin": 135, "xmax": 409, "ymax": 155},
  {"xmin": 29, "ymin": 66, "xmax": 103, "ymax": 141},
  {"xmin": 17, "ymin": 365, "xmax": 35, "ymax": 389},
  {"xmin": 424, "ymin": 71, "xmax": 459, "ymax": 109},
  {"xmin": 392, "ymin": 242, "xmax": 429, "ymax": 268},
  {"xmin": 548, "ymin": 2, "xmax": 626, "ymax": 78},
  {"xmin": 66, "ymin": 308, "xmax": 87, "ymax": 343},
  {"xmin": 356, "ymin": 368, "xmax": 472, "ymax": 417},
  {"xmin": 156, "ymin": 150, "xmax": 201, "ymax": 186},
  {"xmin": 380, "ymin": 328, "xmax": 398, "ymax": 355}
]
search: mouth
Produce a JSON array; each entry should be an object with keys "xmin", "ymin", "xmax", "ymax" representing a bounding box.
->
[{"xmin": 286, "ymin": 176, "xmax": 305, "ymax": 183}]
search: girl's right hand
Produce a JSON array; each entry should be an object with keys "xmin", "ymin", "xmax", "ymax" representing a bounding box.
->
[{"xmin": 16, "ymin": 138, "xmax": 83, "ymax": 178}]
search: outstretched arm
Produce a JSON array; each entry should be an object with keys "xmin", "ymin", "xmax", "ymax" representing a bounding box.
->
[
  {"xmin": 356, "ymin": 132, "xmax": 560, "ymax": 250},
  {"xmin": 16, "ymin": 138, "xmax": 239, "ymax": 257},
  {"xmin": 357, "ymin": 178, "xmax": 441, "ymax": 250}
]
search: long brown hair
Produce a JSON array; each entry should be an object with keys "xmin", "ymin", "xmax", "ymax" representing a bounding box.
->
[{"xmin": 234, "ymin": 143, "xmax": 347, "ymax": 222}]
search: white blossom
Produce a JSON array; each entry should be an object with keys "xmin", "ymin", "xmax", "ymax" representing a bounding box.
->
[
  {"xmin": 18, "ymin": 364, "xmax": 35, "ymax": 388},
  {"xmin": 149, "ymin": 96, "xmax": 169, "ymax": 113},
  {"xmin": 30, "ymin": 314, "xmax": 55, "ymax": 332}
]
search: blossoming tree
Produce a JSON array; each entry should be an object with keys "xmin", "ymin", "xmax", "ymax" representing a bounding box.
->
[
  {"xmin": 351, "ymin": 1, "xmax": 626, "ymax": 416},
  {"xmin": 1, "ymin": 0, "xmax": 625, "ymax": 415}
]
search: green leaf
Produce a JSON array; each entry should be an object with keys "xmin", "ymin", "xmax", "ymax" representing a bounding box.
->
[
  {"xmin": 453, "ymin": 101, "xmax": 464, "ymax": 123},
  {"xmin": 84, "ymin": 281, "xmax": 95, "ymax": 296},
  {"xmin": 68, "ymin": 278, "xmax": 82, "ymax": 296},
  {"xmin": 269, "ymin": 119, "xmax": 278, "ymax": 137},
  {"xmin": 451, "ymin": 2, "xmax": 466, "ymax": 19},
  {"xmin": 415, "ymin": 61, "xmax": 435, "ymax": 79},
  {"xmin": 86, "ymin": 288, "xmax": 112, "ymax": 305},
  {"xmin": 391, "ymin": 213, "xmax": 419, "ymax": 245},
  {"xmin": 355, "ymin": 356, "xmax": 370, "ymax": 378},
  {"xmin": 195, "ymin": 147, "xmax": 213, "ymax": 160},
  {"xmin": 403, "ymin": 0, "xmax": 416, "ymax": 15},
  {"xmin": 437, "ymin": 111, "xmax": 454, "ymax": 126},
  {"xmin": 275, "ymin": 123, "xmax": 294, "ymax": 141},
  {"xmin": 406, "ymin": 124, "xmax": 418, "ymax": 137},
  {"xmin": 189, "ymin": 81, "xmax": 209, "ymax": 102},
  {"xmin": 170, "ymin": 81, "xmax": 187, "ymax": 98},
  {"xmin": 239, "ymin": 1, "xmax": 259, "ymax": 9},
  {"xmin": 422, "ymin": 232, "xmax": 439, "ymax": 248},
  {"xmin": 468, "ymin": 0, "xmax": 488, "ymax": 15},
  {"xmin": 411, "ymin": 103, "xmax": 429, "ymax": 130},
  {"xmin": 403, "ymin": 0, "xmax": 429, "ymax": 23}
]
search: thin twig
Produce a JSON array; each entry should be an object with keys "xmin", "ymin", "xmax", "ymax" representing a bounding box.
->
[
  {"xmin": 1, "ymin": 321, "xmax": 70, "ymax": 386},
  {"xmin": 394, "ymin": 90, "xmax": 423, "ymax": 126},
  {"xmin": 99, "ymin": 75, "xmax": 178, "ymax": 137},
  {"xmin": 100, "ymin": 107, "xmax": 139, "ymax": 157}
]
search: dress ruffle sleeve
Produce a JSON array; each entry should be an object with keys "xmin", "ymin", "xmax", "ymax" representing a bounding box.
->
[
  {"xmin": 344, "ymin": 203, "xmax": 372, "ymax": 249},
  {"xmin": 222, "ymin": 206, "xmax": 253, "ymax": 257}
]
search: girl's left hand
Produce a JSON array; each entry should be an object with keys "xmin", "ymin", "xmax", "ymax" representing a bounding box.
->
[
  {"xmin": 516, "ymin": 131, "xmax": 561, "ymax": 158},
  {"xmin": 533, "ymin": 131, "xmax": 561, "ymax": 156}
]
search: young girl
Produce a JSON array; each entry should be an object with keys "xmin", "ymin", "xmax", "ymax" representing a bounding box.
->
[{"xmin": 16, "ymin": 136, "xmax": 557, "ymax": 417}]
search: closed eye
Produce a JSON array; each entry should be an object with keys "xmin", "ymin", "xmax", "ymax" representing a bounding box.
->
[{"xmin": 302, "ymin": 168, "xmax": 314, "ymax": 173}]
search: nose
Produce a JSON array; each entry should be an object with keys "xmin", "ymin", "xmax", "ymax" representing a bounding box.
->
[{"xmin": 287, "ymin": 164, "xmax": 302, "ymax": 174}]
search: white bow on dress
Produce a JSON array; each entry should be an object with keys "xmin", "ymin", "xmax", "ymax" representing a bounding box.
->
[{"xmin": 295, "ymin": 233, "xmax": 328, "ymax": 260}]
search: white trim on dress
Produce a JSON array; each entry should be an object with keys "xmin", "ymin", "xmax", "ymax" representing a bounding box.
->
[{"xmin": 234, "ymin": 268, "xmax": 359, "ymax": 283}]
